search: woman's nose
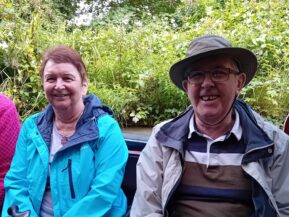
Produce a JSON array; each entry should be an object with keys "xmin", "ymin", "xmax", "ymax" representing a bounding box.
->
[{"xmin": 55, "ymin": 79, "xmax": 65, "ymax": 89}]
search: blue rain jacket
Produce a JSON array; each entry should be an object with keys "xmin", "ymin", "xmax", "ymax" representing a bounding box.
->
[{"xmin": 2, "ymin": 94, "xmax": 128, "ymax": 217}]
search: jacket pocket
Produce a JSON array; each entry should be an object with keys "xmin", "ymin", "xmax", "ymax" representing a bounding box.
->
[{"xmin": 68, "ymin": 159, "xmax": 76, "ymax": 199}]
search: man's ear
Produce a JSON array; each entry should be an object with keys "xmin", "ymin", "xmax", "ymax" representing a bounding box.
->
[
  {"xmin": 182, "ymin": 80, "xmax": 189, "ymax": 92},
  {"xmin": 236, "ymin": 73, "xmax": 246, "ymax": 96}
]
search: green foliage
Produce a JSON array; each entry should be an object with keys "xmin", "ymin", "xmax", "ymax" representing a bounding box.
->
[
  {"xmin": 79, "ymin": 23, "xmax": 188, "ymax": 126},
  {"xmin": 1, "ymin": 0, "xmax": 289, "ymax": 127},
  {"xmin": 0, "ymin": 0, "xmax": 63, "ymax": 120},
  {"xmin": 115, "ymin": 0, "xmax": 182, "ymax": 14},
  {"xmin": 82, "ymin": 0, "xmax": 181, "ymax": 20},
  {"xmin": 51, "ymin": 0, "xmax": 79, "ymax": 19}
]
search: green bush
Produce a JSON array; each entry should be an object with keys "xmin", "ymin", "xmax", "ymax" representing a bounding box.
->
[{"xmin": 1, "ymin": 0, "xmax": 289, "ymax": 127}]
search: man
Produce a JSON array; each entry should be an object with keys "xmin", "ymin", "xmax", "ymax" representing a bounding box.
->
[{"xmin": 130, "ymin": 35, "xmax": 289, "ymax": 217}]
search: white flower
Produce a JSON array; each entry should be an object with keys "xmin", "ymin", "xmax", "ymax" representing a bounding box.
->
[
  {"xmin": 135, "ymin": 20, "xmax": 143, "ymax": 27},
  {"xmin": 0, "ymin": 42, "xmax": 8, "ymax": 49},
  {"xmin": 122, "ymin": 17, "xmax": 129, "ymax": 25},
  {"xmin": 132, "ymin": 116, "xmax": 139, "ymax": 123},
  {"xmin": 206, "ymin": 6, "xmax": 213, "ymax": 15}
]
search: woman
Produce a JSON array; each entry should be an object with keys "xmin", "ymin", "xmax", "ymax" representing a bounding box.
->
[
  {"xmin": 0, "ymin": 94, "xmax": 21, "ymax": 213},
  {"xmin": 2, "ymin": 46, "xmax": 128, "ymax": 217}
]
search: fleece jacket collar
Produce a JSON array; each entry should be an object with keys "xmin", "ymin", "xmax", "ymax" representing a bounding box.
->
[
  {"xmin": 156, "ymin": 99, "xmax": 274, "ymax": 163},
  {"xmin": 36, "ymin": 94, "xmax": 112, "ymax": 150}
]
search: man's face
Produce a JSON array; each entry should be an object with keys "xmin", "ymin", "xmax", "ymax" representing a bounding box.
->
[{"xmin": 182, "ymin": 55, "xmax": 246, "ymax": 126}]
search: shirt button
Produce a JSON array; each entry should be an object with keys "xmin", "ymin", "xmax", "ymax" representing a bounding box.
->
[{"xmin": 268, "ymin": 148, "xmax": 273, "ymax": 154}]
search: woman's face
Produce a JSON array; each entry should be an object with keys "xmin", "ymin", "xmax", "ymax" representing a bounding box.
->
[{"xmin": 43, "ymin": 60, "xmax": 88, "ymax": 113}]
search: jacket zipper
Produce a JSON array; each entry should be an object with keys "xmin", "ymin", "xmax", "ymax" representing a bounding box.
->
[
  {"xmin": 164, "ymin": 170, "xmax": 183, "ymax": 217},
  {"xmin": 241, "ymin": 143, "xmax": 278, "ymax": 213},
  {"xmin": 164, "ymin": 155, "xmax": 184, "ymax": 217},
  {"xmin": 68, "ymin": 159, "xmax": 76, "ymax": 199}
]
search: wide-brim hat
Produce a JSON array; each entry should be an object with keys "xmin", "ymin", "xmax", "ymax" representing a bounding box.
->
[{"xmin": 169, "ymin": 35, "xmax": 258, "ymax": 91}]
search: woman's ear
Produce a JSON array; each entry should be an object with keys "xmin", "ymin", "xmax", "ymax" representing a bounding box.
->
[{"xmin": 82, "ymin": 81, "xmax": 88, "ymax": 95}]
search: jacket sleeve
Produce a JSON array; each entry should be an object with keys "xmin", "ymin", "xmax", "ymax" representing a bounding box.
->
[
  {"xmin": 1, "ymin": 120, "xmax": 39, "ymax": 217},
  {"xmin": 0, "ymin": 97, "xmax": 20, "ymax": 208},
  {"xmin": 255, "ymin": 111, "xmax": 289, "ymax": 217},
  {"xmin": 63, "ymin": 115, "xmax": 128, "ymax": 217},
  {"xmin": 271, "ymin": 138, "xmax": 289, "ymax": 217},
  {"xmin": 130, "ymin": 125, "xmax": 164, "ymax": 217}
]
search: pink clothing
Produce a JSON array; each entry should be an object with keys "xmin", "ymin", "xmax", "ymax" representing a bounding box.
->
[{"xmin": 0, "ymin": 94, "xmax": 20, "ymax": 208}]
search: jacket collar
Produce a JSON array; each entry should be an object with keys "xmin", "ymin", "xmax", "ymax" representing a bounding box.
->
[
  {"xmin": 156, "ymin": 99, "xmax": 274, "ymax": 162},
  {"xmin": 36, "ymin": 94, "xmax": 112, "ymax": 148}
]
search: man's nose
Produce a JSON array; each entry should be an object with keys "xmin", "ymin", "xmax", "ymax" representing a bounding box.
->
[{"xmin": 201, "ymin": 72, "xmax": 214, "ymax": 86}]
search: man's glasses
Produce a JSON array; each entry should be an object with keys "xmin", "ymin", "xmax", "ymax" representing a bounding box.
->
[{"xmin": 185, "ymin": 67, "xmax": 240, "ymax": 85}]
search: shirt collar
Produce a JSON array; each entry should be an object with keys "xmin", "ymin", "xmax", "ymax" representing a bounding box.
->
[{"xmin": 188, "ymin": 109, "xmax": 242, "ymax": 141}]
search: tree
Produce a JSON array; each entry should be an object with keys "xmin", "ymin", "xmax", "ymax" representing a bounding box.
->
[{"xmin": 51, "ymin": 0, "xmax": 80, "ymax": 20}]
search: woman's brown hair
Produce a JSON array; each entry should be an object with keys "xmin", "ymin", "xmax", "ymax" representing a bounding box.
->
[{"xmin": 40, "ymin": 45, "xmax": 88, "ymax": 83}]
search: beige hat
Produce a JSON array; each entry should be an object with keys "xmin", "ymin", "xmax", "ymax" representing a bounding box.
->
[{"xmin": 169, "ymin": 35, "xmax": 258, "ymax": 90}]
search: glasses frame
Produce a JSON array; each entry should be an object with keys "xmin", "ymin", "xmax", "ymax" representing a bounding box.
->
[{"xmin": 185, "ymin": 67, "xmax": 240, "ymax": 85}]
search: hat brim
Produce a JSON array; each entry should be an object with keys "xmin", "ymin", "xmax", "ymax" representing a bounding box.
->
[{"xmin": 169, "ymin": 47, "xmax": 257, "ymax": 91}]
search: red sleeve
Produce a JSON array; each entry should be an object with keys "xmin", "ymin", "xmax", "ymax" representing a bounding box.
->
[{"xmin": 0, "ymin": 95, "xmax": 21, "ymax": 206}]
